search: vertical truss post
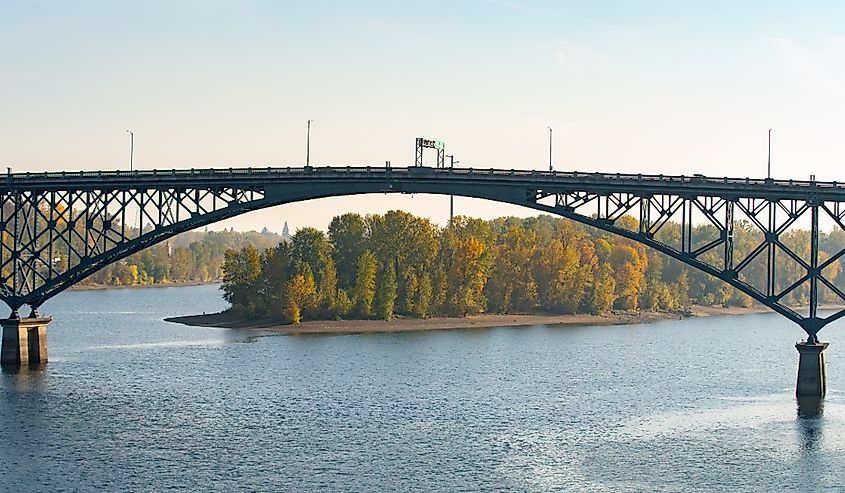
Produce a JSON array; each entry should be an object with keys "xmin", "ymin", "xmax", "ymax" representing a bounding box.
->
[
  {"xmin": 415, "ymin": 138, "xmax": 424, "ymax": 167},
  {"xmin": 681, "ymin": 199, "xmax": 690, "ymax": 253},
  {"xmin": 724, "ymin": 200, "xmax": 734, "ymax": 272},
  {"xmin": 809, "ymin": 201, "xmax": 819, "ymax": 321},
  {"xmin": 639, "ymin": 196, "xmax": 651, "ymax": 236},
  {"xmin": 767, "ymin": 201, "xmax": 776, "ymax": 298},
  {"xmin": 12, "ymin": 192, "xmax": 19, "ymax": 305}
]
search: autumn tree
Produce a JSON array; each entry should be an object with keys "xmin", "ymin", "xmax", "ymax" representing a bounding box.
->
[
  {"xmin": 610, "ymin": 244, "xmax": 647, "ymax": 310},
  {"xmin": 353, "ymin": 250, "xmax": 378, "ymax": 318}
]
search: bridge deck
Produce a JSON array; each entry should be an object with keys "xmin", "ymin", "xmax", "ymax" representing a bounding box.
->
[{"xmin": 3, "ymin": 166, "xmax": 844, "ymax": 201}]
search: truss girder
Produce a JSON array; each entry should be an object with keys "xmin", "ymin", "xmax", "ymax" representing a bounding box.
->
[
  {"xmin": 2, "ymin": 166, "xmax": 845, "ymax": 341},
  {"xmin": 0, "ymin": 185, "xmax": 264, "ymax": 314},
  {"xmin": 532, "ymin": 189, "xmax": 845, "ymax": 341}
]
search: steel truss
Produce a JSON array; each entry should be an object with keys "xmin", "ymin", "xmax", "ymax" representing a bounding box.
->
[
  {"xmin": 527, "ymin": 187, "xmax": 845, "ymax": 342},
  {"xmin": 0, "ymin": 184, "xmax": 264, "ymax": 315},
  {"xmin": 1, "ymin": 166, "xmax": 845, "ymax": 341}
]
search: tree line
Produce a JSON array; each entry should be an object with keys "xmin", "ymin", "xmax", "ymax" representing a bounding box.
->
[
  {"xmin": 81, "ymin": 228, "xmax": 283, "ymax": 287},
  {"xmin": 220, "ymin": 211, "xmax": 845, "ymax": 324}
]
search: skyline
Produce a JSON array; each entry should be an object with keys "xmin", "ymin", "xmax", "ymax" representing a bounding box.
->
[{"xmin": 3, "ymin": 0, "xmax": 845, "ymax": 232}]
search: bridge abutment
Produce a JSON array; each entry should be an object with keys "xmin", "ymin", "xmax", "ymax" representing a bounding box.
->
[
  {"xmin": 0, "ymin": 317, "xmax": 50, "ymax": 366},
  {"xmin": 796, "ymin": 341, "xmax": 829, "ymax": 398}
]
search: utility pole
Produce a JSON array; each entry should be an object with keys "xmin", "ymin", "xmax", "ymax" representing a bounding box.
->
[
  {"xmin": 126, "ymin": 129, "xmax": 134, "ymax": 171},
  {"xmin": 767, "ymin": 128, "xmax": 772, "ymax": 179},
  {"xmin": 447, "ymin": 155, "xmax": 459, "ymax": 221},
  {"xmin": 306, "ymin": 120, "xmax": 313, "ymax": 166},
  {"xmin": 548, "ymin": 126, "xmax": 553, "ymax": 172}
]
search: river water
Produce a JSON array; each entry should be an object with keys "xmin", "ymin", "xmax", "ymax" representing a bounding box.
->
[{"xmin": 2, "ymin": 284, "xmax": 845, "ymax": 492}]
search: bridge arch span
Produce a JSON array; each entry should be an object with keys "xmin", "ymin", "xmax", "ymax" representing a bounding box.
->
[{"xmin": 2, "ymin": 165, "xmax": 844, "ymax": 342}]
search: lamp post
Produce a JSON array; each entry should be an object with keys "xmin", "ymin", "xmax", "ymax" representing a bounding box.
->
[
  {"xmin": 548, "ymin": 126, "xmax": 553, "ymax": 172},
  {"xmin": 447, "ymin": 155, "xmax": 460, "ymax": 221},
  {"xmin": 306, "ymin": 120, "xmax": 313, "ymax": 167},
  {"xmin": 767, "ymin": 128, "xmax": 772, "ymax": 179},
  {"xmin": 126, "ymin": 129, "xmax": 134, "ymax": 171}
]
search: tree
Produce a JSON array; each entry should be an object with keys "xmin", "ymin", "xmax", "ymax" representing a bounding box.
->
[
  {"xmin": 285, "ymin": 274, "xmax": 311, "ymax": 324},
  {"xmin": 336, "ymin": 289, "xmax": 353, "ymax": 317},
  {"xmin": 169, "ymin": 247, "xmax": 194, "ymax": 280},
  {"xmin": 319, "ymin": 258, "xmax": 339, "ymax": 317},
  {"xmin": 444, "ymin": 235, "xmax": 489, "ymax": 316},
  {"xmin": 610, "ymin": 244, "xmax": 647, "ymax": 310},
  {"xmin": 639, "ymin": 251, "xmax": 664, "ymax": 311},
  {"xmin": 293, "ymin": 263, "xmax": 319, "ymax": 318},
  {"xmin": 486, "ymin": 225, "xmax": 537, "ymax": 313},
  {"xmin": 221, "ymin": 245, "xmax": 262, "ymax": 313},
  {"xmin": 374, "ymin": 262, "xmax": 398, "ymax": 320},
  {"xmin": 416, "ymin": 271, "xmax": 433, "ymax": 318},
  {"xmin": 291, "ymin": 227, "xmax": 332, "ymax": 287},
  {"xmin": 352, "ymin": 250, "xmax": 378, "ymax": 317},
  {"xmin": 328, "ymin": 213, "xmax": 367, "ymax": 290},
  {"xmin": 589, "ymin": 263, "xmax": 616, "ymax": 315},
  {"xmin": 259, "ymin": 241, "xmax": 293, "ymax": 316},
  {"xmin": 400, "ymin": 268, "xmax": 418, "ymax": 315},
  {"xmin": 535, "ymin": 238, "xmax": 587, "ymax": 313},
  {"xmin": 367, "ymin": 210, "xmax": 438, "ymax": 313}
]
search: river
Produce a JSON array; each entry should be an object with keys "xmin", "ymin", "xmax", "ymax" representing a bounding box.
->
[{"xmin": 1, "ymin": 284, "xmax": 844, "ymax": 492}]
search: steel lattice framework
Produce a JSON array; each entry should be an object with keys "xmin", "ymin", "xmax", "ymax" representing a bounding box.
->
[{"xmin": 2, "ymin": 166, "xmax": 845, "ymax": 341}]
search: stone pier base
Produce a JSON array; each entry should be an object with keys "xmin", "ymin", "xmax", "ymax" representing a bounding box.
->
[
  {"xmin": 0, "ymin": 317, "xmax": 51, "ymax": 366},
  {"xmin": 796, "ymin": 341, "xmax": 829, "ymax": 398}
]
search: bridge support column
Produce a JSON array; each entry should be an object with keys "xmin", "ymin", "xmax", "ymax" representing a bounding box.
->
[
  {"xmin": 796, "ymin": 341, "xmax": 829, "ymax": 398},
  {"xmin": 0, "ymin": 317, "xmax": 51, "ymax": 366}
]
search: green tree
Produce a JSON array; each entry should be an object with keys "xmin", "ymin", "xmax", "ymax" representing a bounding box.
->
[
  {"xmin": 416, "ymin": 271, "xmax": 433, "ymax": 318},
  {"xmin": 221, "ymin": 245, "xmax": 262, "ymax": 312},
  {"xmin": 291, "ymin": 227, "xmax": 332, "ymax": 287},
  {"xmin": 319, "ymin": 258, "xmax": 339, "ymax": 317},
  {"xmin": 328, "ymin": 213, "xmax": 367, "ymax": 290},
  {"xmin": 353, "ymin": 250, "xmax": 378, "ymax": 317},
  {"xmin": 374, "ymin": 262, "xmax": 398, "ymax": 320},
  {"xmin": 400, "ymin": 268, "xmax": 419, "ymax": 315}
]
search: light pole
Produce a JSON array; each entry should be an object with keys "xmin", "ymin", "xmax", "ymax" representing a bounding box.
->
[
  {"xmin": 447, "ymin": 155, "xmax": 460, "ymax": 221},
  {"xmin": 767, "ymin": 128, "xmax": 772, "ymax": 179},
  {"xmin": 306, "ymin": 120, "xmax": 313, "ymax": 167},
  {"xmin": 548, "ymin": 126, "xmax": 553, "ymax": 172},
  {"xmin": 126, "ymin": 129, "xmax": 134, "ymax": 171}
]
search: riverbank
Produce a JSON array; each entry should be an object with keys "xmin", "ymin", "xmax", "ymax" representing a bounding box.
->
[
  {"xmin": 165, "ymin": 304, "xmax": 770, "ymax": 336},
  {"xmin": 71, "ymin": 280, "xmax": 221, "ymax": 291}
]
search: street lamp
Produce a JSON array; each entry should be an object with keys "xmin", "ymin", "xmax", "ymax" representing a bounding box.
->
[
  {"xmin": 767, "ymin": 128, "xmax": 772, "ymax": 179},
  {"xmin": 306, "ymin": 120, "xmax": 313, "ymax": 167},
  {"xmin": 446, "ymin": 155, "xmax": 460, "ymax": 221},
  {"xmin": 126, "ymin": 129, "xmax": 134, "ymax": 171},
  {"xmin": 547, "ymin": 126, "xmax": 553, "ymax": 172}
]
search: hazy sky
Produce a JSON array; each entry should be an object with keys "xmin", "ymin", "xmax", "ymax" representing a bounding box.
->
[{"xmin": 3, "ymin": 0, "xmax": 845, "ymax": 232}]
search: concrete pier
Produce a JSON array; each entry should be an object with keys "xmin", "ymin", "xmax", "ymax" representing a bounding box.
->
[
  {"xmin": 796, "ymin": 341, "xmax": 829, "ymax": 398},
  {"xmin": 0, "ymin": 317, "xmax": 51, "ymax": 366}
]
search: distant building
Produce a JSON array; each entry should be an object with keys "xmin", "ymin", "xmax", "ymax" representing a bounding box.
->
[{"xmin": 282, "ymin": 221, "xmax": 291, "ymax": 241}]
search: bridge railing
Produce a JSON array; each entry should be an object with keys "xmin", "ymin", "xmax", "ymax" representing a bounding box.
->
[{"xmin": 2, "ymin": 166, "xmax": 840, "ymax": 192}]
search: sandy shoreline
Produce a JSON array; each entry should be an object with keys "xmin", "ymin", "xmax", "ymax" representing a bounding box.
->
[
  {"xmin": 165, "ymin": 305, "xmax": 771, "ymax": 336},
  {"xmin": 70, "ymin": 280, "xmax": 220, "ymax": 291}
]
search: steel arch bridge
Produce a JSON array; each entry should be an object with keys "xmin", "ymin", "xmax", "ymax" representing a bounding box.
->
[{"xmin": 3, "ymin": 165, "xmax": 845, "ymax": 341}]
